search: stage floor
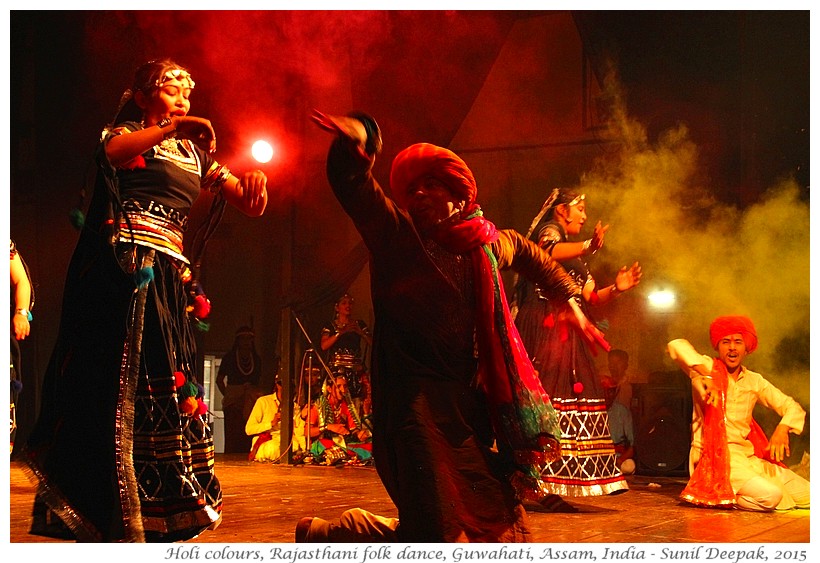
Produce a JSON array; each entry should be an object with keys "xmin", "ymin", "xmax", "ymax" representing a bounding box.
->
[{"xmin": 8, "ymin": 454, "xmax": 810, "ymax": 544}]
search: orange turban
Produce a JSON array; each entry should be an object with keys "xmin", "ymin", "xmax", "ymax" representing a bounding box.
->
[
  {"xmin": 709, "ymin": 315, "xmax": 758, "ymax": 353},
  {"xmin": 390, "ymin": 143, "xmax": 477, "ymax": 210}
]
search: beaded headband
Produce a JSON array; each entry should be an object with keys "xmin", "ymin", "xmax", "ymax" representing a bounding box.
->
[
  {"xmin": 567, "ymin": 194, "xmax": 586, "ymax": 207},
  {"xmin": 156, "ymin": 68, "xmax": 195, "ymax": 90},
  {"xmin": 336, "ymin": 293, "xmax": 354, "ymax": 305}
]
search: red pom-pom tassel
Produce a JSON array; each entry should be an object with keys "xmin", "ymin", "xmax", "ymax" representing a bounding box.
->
[
  {"xmin": 196, "ymin": 399, "xmax": 208, "ymax": 416},
  {"xmin": 191, "ymin": 295, "xmax": 211, "ymax": 319},
  {"xmin": 573, "ymin": 382, "xmax": 584, "ymax": 395},
  {"xmin": 173, "ymin": 371, "xmax": 186, "ymax": 389}
]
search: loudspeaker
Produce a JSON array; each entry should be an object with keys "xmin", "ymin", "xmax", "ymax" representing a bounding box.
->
[
  {"xmin": 633, "ymin": 373, "xmax": 692, "ymax": 476},
  {"xmin": 635, "ymin": 411, "xmax": 690, "ymax": 476}
]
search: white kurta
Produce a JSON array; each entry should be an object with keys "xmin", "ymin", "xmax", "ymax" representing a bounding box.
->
[{"xmin": 667, "ymin": 339, "xmax": 807, "ymax": 509}]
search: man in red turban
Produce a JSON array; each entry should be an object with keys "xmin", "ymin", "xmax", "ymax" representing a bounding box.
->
[
  {"xmin": 709, "ymin": 315, "xmax": 759, "ymax": 354},
  {"xmin": 390, "ymin": 143, "xmax": 477, "ymax": 210},
  {"xmin": 296, "ymin": 110, "xmax": 607, "ymax": 542},
  {"xmin": 667, "ymin": 316, "xmax": 809, "ymax": 511}
]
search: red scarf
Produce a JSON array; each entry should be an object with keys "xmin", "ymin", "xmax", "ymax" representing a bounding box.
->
[
  {"xmin": 435, "ymin": 206, "xmax": 561, "ymax": 475},
  {"xmin": 681, "ymin": 359, "xmax": 784, "ymax": 507},
  {"xmin": 248, "ymin": 432, "xmax": 272, "ymax": 461}
]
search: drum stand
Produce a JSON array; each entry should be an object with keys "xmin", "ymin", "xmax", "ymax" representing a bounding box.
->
[
  {"xmin": 301, "ymin": 350, "xmax": 315, "ymax": 453},
  {"xmin": 291, "ymin": 311, "xmax": 339, "ymax": 457}
]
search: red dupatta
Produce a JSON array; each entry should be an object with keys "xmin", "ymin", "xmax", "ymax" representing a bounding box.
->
[
  {"xmin": 680, "ymin": 359, "xmax": 735, "ymax": 507},
  {"xmin": 434, "ymin": 206, "xmax": 562, "ymax": 477},
  {"xmin": 248, "ymin": 432, "xmax": 273, "ymax": 461},
  {"xmin": 681, "ymin": 359, "xmax": 784, "ymax": 507}
]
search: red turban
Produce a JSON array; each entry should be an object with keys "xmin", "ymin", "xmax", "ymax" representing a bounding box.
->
[
  {"xmin": 390, "ymin": 143, "xmax": 477, "ymax": 210},
  {"xmin": 709, "ymin": 315, "xmax": 758, "ymax": 353}
]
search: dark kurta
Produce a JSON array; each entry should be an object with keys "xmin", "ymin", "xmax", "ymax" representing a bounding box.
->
[
  {"xmin": 218, "ymin": 349, "xmax": 263, "ymax": 454},
  {"xmin": 326, "ymin": 139, "xmax": 579, "ymax": 542}
]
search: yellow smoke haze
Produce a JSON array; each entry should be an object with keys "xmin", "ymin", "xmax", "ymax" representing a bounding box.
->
[{"xmin": 578, "ymin": 70, "xmax": 809, "ymax": 409}]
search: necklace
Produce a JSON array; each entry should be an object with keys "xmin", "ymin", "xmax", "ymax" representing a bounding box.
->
[
  {"xmin": 140, "ymin": 120, "xmax": 193, "ymax": 165},
  {"xmin": 335, "ymin": 317, "xmax": 353, "ymax": 332},
  {"xmin": 236, "ymin": 349, "xmax": 254, "ymax": 377},
  {"xmin": 158, "ymin": 138, "xmax": 189, "ymax": 159}
]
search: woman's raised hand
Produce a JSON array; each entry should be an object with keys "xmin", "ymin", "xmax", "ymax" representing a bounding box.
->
[
  {"xmin": 614, "ymin": 262, "xmax": 642, "ymax": 292},
  {"xmin": 238, "ymin": 170, "xmax": 268, "ymax": 215},
  {"xmin": 174, "ymin": 116, "xmax": 217, "ymax": 153},
  {"xmin": 589, "ymin": 221, "xmax": 609, "ymax": 254}
]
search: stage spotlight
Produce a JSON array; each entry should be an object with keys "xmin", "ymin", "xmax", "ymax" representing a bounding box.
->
[
  {"xmin": 647, "ymin": 289, "xmax": 676, "ymax": 310},
  {"xmin": 251, "ymin": 140, "xmax": 274, "ymax": 163}
]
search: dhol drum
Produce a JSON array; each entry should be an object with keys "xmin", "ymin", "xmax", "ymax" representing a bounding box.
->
[
  {"xmin": 330, "ymin": 349, "xmax": 365, "ymax": 398},
  {"xmin": 330, "ymin": 350, "xmax": 361, "ymax": 370}
]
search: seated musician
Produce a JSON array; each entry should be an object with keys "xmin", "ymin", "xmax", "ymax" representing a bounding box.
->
[
  {"xmin": 245, "ymin": 379, "xmax": 283, "ymax": 462},
  {"xmin": 301, "ymin": 375, "xmax": 372, "ymax": 465}
]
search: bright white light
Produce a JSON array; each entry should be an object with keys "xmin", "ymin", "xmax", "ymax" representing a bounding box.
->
[
  {"xmin": 647, "ymin": 290, "xmax": 676, "ymax": 309},
  {"xmin": 251, "ymin": 140, "xmax": 274, "ymax": 163}
]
